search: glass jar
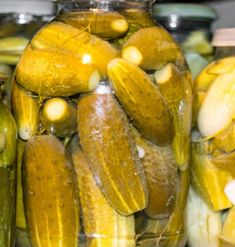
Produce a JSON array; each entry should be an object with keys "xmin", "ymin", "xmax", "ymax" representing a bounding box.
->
[
  {"xmin": 152, "ymin": 3, "xmax": 217, "ymax": 79},
  {"xmin": 189, "ymin": 28, "xmax": 235, "ymax": 247},
  {"xmin": 0, "ymin": 0, "xmax": 56, "ymax": 107},
  {"xmin": 13, "ymin": 0, "xmax": 192, "ymax": 246}
]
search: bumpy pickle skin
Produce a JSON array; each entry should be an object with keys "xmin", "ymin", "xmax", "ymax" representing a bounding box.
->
[
  {"xmin": 16, "ymin": 45, "xmax": 101, "ymax": 97},
  {"xmin": 71, "ymin": 143, "xmax": 136, "ymax": 247},
  {"xmin": 40, "ymin": 97, "xmax": 77, "ymax": 137},
  {"xmin": 30, "ymin": 21, "xmax": 117, "ymax": 76},
  {"xmin": 133, "ymin": 129, "xmax": 179, "ymax": 219},
  {"xmin": 107, "ymin": 58, "xmax": 173, "ymax": 146},
  {"xmin": 12, "ymin": 80, "xmax": 39, "ymax": 141},
  {"xmin": 59, "ymin": 11, "xmax": 129, "ymax": 40},
  {"xmin": 122, "ymin": 26, "xmax": 184, "ymax": 70},
  {"xmin": 22, "ymin": 135, "xmax": 79, "ymax": 247},
  {"xmin": 155, "ymin": 63, "xmax": 192, "ymax": 169},
  {"xmin": 191, "ymin": 135, "xmax": 233, "ymax": 211},
  {"xmin": 77, "ymin": 86, "xmax": 148, "ymax": 216}
]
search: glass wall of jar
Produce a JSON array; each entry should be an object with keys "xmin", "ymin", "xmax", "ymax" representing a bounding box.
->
[
  {"xmin": 152, "ymin": 3, "xmax": 217, "ymax": 79},
  {"xmin": 0, "ymin": 0, "xmax": 56, "ymax": 108},
  {"xmin": 12, "ymin": 0, "xmax": 192, "ymax": 246},
  {"xmin": 188, "ymin": 28, "xmax": 235, "ymax": 247}
]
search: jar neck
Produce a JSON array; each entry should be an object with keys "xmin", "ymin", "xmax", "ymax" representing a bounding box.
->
[
  {"xmin": 58, "ymin": 0, "xmax": 150, "ymax": 13},
  {"xmin": 214, "ymin": 46, "xmax": 235, "ymax": 60}
]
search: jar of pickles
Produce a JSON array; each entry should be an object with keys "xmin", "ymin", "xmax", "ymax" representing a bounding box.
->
[
  {"xmin": 0, "ymin": 0, "xmax": 56, "ymax": 107},
  {"xmin": 188, "ymin": 28, "xmax": 235, "ymax": 247},
  {"xmin": 12, "ymin": 0, "xmax": 192, "ymax": 246}
]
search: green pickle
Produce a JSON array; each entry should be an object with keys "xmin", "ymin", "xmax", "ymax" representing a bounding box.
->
[
  {"xmin": 0, "ymin": 73, "xmax": 17, "ymax": 247},
  {"xmin": 136, "ymin": 168, "xmax": 189, "ymax": 247},
  {"xmin": 12, "ymin": 0, "xmax": 192, "ymax": 246}
]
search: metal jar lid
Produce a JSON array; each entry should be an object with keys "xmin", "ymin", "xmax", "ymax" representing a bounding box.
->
[
  {"xmin": 212, "ymin": 28, "xmax": 235, "ymax": 47},
  {"xmin": 152, "ymin": 3, "xmax": 217, "ymax": 21},
  {"xmin": 0, "ymin": 0, "xmax": 56, "ymax": 16}
]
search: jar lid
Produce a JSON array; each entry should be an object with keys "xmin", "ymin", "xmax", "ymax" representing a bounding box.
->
[
  {"xmin": 212, "ymin": 28, "xmax": 235, "ymax": 47},
  {"xmin": 0, "ymin": 0, "xmax": 56, "ymax": 16},
  {"xmin": 152, "ymin": 3, "xmax": 217, "ymax": 20}
]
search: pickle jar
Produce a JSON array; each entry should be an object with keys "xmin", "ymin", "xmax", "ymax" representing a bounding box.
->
[
  {"xmin": 152, "ymin": 3, "xmax": 217, "ymax": 79},
  {"xmin": 0, "ymin": 0, "xmax": 56, "ymax": 107},
  {"xmin": 188, "ymin": 28, "xmax": 235, "ymax": 247},
  {"xmin": 13, "ymin": 0, "xmax": 192, "ymax": 246}
]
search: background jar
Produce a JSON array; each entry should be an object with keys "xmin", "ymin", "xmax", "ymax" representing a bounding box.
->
[{"xmin": 188, "ymin": 28, "xmax": 235, "ymax": 247}]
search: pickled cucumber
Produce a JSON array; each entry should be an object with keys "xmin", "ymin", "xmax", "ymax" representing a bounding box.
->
[
  {"xmin": 22, "ymin": 135, "xmax": 79, "ymax": 247},
  {"xmin": 71, "ymin": 143, "xmax": 135, "ymax": 247},
  {"xmin": 0, "ymin": 84, "xmax": 17, "ymax": 246},
  {"xmin": 41, "ymin": 97, "xmax": 77, "ymax": 137},
  {"xmin": 197, "ymin": 71, "xmax": 235, "ymax": 138},
  {"xmin": 134, "ymin": 130, "xmax": 179, "ymax": 219},
  {"xmin": 122, "ymin": 26, "xmax": 184, "ymax": 70},
  {"xmin": 191, "ymin": 135, "xmax": 233, "ymax": 211},
  {"xmin": 12, "ymin": 80, "xmax": 39, "ymax": 140},
  {"xmin": 16, "ymin": 45, "xmax": 101, "ymax": 97},
  {"xmin": 107, "ymin": 58, "xmax": 173, "ymax": 146},
  {"xmin": 155, "ymin": 63, "xmax": 192, "ymax": 169},
  {"xmin": 0, "ymin": 167, "xmax": 16, "ymax": 247},
  {"xmin": 115, "ymin": 9, "xmax": 155, "ymax": 46},
  {"xmin": 207, "ymin": 57, "xmax": 235, "ymax": 75},
  {"xmin": 59, "ymin": 11, "xmax": 129, "ymax": 40},
  {"xmin": 16, "ymin": 139, "xmax": 26, "ymax": 230},
  {"xmin": 77, "ymin": 86, "xmax": 148, "ymax": 215},
  {"xmin": 31, "ymin": 21, "xmax": 117, "ymax": 75},
  {"xmin": 121, "ymin": 9, "xmax": 155, "ymax": 28},
  {"xmin": 0, "ymin": 37, "xmax": 29, "ymax": 64},
  {"xmin": 0, "ymin": 100, "xmax": 17, "ymax": 167},
  {"xmin": 15, "ymin": 139, "xmax": 31, "ymax": 247},
  {"xmin": 136, "ymin": 168, "xmax": 189, "ymax": 247}
]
